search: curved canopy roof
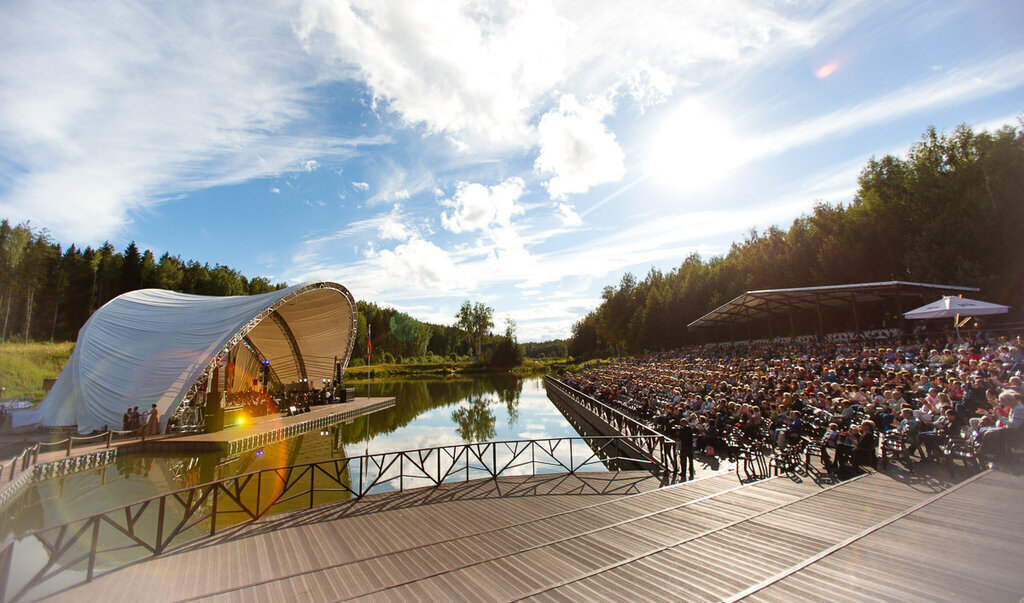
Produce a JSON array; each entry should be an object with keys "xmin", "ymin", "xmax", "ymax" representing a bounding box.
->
[
  {"xmin": 36, "ymin": 281, "xmax": 356, "ymax": 433},
  {"xmin": 687, "ymin": 281, "xmax": 979, "ymax": 329}
]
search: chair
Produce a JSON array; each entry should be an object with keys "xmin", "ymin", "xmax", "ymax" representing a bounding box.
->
[
  {"xmin": 770, "ymin": 441, "xmax": 804, "ymax": 476},
  {"xmin": 738, "ymin": 441, "xmax": 772, "ymax": 482},
  {"xmin": 879, "ymin": 430, "xmax": 915, "ymax": 472},
  {"xmin": 940, "ymin": 432, "xmax": 982, "ymax": 477}
]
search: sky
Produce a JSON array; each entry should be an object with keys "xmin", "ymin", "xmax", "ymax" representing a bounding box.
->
[{"xmin": 1, "ymin": 1, "xmax": 1022, "ymax": 342}]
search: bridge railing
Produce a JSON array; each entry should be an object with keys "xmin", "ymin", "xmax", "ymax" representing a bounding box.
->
[
  {"xmin": 0, "ymin": 434, "xmax": 663, "ymax": 602},
  {"xmin": 544, "ymin": 376, "xmax": 675, "ymax": 470}
]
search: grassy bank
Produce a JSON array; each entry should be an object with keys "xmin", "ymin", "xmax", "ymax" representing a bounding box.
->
[{"xmin": 0, "ymin": 341, "xmax": 75, "ymax": 401}]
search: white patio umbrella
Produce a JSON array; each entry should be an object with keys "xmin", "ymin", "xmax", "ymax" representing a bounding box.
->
[{"xmin": 903, "ymin": 296, "xmax": 1010, "ymax": 320}]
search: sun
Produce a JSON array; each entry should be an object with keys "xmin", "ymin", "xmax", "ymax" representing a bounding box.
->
[{"xmin": 647, "ymin": 99, "xmax": 744, "ymax": 191}]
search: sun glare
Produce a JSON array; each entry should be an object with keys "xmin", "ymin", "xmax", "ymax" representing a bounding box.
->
[{"xmin": 648, "ymin": 100, "xmax": 744, "ymax": 191}]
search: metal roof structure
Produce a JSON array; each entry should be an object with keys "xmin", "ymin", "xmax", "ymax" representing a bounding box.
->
[
  {"xmin": 36, "ymin": 281, "xmax": 357, "ymax": 433},
  {"xmin": 687, "ymin": 280, "xmax": 979, "ymax": 330}
]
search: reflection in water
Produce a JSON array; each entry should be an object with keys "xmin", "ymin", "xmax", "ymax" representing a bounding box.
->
[
  {"xmin": 452, "ymin": 397, "xmax": 497, "ymax": 442},
  {"xmin": 7, "ymin": 374, "xmax": 585, "ymax": 536}
]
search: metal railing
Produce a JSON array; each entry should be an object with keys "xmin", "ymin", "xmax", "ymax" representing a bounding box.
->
[
  {"xmin": 0, "ymin": 434, "xmax": 663, "ymax": 602},
  {"xmin": 545, "ymin": 376, "xmax": 675, "ymax": 469}
]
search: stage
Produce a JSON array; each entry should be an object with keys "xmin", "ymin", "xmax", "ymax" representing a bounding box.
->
[{"xmin": 138, "ymin": 397, "xmax": 396, "ymax": 455}]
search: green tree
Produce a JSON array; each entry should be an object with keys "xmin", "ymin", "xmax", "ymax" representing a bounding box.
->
[{"xmin": 455, "ymin": 301, "xmax": 494, "ymax": 360}]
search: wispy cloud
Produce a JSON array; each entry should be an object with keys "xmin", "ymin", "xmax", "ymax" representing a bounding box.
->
[{"xmin": 0, "ymin": 1, "xmax": 385, "ymax": 242}]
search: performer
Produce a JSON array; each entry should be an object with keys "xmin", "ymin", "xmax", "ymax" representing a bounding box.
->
[{"xmin": 145, "ymin": 404, "xmax": 161, "ymax": 435}]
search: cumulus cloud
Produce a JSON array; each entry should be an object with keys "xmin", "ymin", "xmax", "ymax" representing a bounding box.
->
[
  {"xmin": 555, "ymin": 203, "xmax": 582, "ymax": 227},
  {"xmin": 297, "ymin": 0, "xmax": 822, "ymax": 153},
  {"xmin": 534, "ymin": 95, "xmax": 625, "ymax": 199},
  {"xmin": 302, "ymin": 159, "xmax": 320, "ymax": 171},
  {"xmin": 376, "ymin": 237, "xmax": 463, "ymax": 291},
  {"xmin": 440, "ymin": 177, "xmax": 525, "ymax": 233},
  {"xmin": 352, "ymin": 181, "xmax": 370, "ymax": 191},
  {"xmin": 297, "ymin": 0, "xmax": 568, "ymax": 148}
]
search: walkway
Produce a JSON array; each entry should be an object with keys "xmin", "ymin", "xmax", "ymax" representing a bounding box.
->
[{"xmin": 44, "ymin": 465, "xmax": 1024, "ymax": 601}]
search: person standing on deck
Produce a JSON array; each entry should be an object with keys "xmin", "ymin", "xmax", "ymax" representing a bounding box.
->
[{"xmin": 145, "ymin": 404, "xmax": 160, "ymax": 435}]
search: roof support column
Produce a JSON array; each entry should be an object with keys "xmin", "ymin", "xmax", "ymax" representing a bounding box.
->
[
  {"xmin": 815, "ymin": 294, "xmax": 824, "ymax": 333},
  {"xmin": 850, "ymin": 294, "xmax": 860, "ymax": 332}
]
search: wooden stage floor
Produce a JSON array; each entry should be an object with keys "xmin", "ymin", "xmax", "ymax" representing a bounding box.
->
[
  {"xmin": 138, "ymin": 397, "xmax": 396, "ymax": 454},
  {"xmin": 44, "ymin": 462, "xmax": 1024, "ymax": 602}
]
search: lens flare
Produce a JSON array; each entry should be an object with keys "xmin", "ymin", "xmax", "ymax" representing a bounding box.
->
[{"xmin": 816, "ymin": 61, "xmax": 839, "ymax": 79}]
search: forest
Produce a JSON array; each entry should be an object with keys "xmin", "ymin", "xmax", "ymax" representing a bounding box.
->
[
  {"xmin": 568, "ymin": 121, "xmax": 1024, "ymax": 358},
  {"xmin": 0, "ymin": 223, "xmax": 518, "ymax": 364},
  {"xmin": 3, "ymin": 121, "xmax": 1020, "ymax": 363}
]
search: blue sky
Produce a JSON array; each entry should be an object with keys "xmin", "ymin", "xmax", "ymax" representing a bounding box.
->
[{"xmin": 1, "ymin": 1, "xmax": 1022, "ymax": 341}]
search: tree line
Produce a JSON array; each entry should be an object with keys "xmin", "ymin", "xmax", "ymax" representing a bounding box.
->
[
  {"xmin": 569, "ymin": 120, "xmax": 1024, "ymax": 358},
  {"xmin": 0, "ymin": 227, "xmax": 528, "ymax": 365},
  {"xmin": 0, "ymin": 227, "xmax": 287, "ymax": 343}
]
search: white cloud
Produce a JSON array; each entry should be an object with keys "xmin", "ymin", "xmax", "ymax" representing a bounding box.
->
[
  {"xmin": 298, "ymin": 0, "xmax": 568, "ymax": 148},
  {"xmin": 376, "ymin": 237, "xmax": 463, "ymax": 291},
  {"xmin": 352, "ymin": 181, "xmax": 370, "ymax": 191},
  {"xmin": 302, "ymin": 159, "xmax": 320, "ymax": 171},
  {"xmin": 297, "ymin": 0, "xmax": 822, "ymax": 151},
  {"xmin": 441, "ymin": 177, "xmax": 525, "ymax": 233},
  {"xmin": 270, "ymin": 187, "xmax": 281, "ymax": 194},
  {"xmin": 535, "ymin": 95, "xmax": 625, "ymax": 199},
  {"xmin": 555, "ymin": 203, "xmax": 582, "ymax": 227},
  {"xmin": 0, "ymin": 2, "xmax": 381, "ymax": 243}
]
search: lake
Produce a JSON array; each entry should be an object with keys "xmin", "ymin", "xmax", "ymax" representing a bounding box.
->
[{"xmin": 5, "ymin": 374, "xmax": 602, "ymax": 537}]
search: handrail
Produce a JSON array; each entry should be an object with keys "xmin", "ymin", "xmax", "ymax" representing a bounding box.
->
[
  {"xmin": 0, "ymin": 434, "xmax": 663, "ymax": 602},
  {"xmin": 545, "ymin": 376, "xmax": 670, "ymax": 442}
]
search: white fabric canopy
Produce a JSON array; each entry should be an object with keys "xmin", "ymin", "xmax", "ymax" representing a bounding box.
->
[
  {"xmin": 36, "ymin": 281, "xmax": 356, "ymax": 433},
  {"xmin": 903, "ymin": 296, "xmax": 1010, "ymax": 320}
]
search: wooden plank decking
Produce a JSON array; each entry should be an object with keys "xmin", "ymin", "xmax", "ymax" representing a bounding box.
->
[{"xmin": 43, "ymin": 465, "xmax": 1023, "ymax": 602}]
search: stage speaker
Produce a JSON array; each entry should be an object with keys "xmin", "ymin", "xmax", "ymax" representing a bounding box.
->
[{"xmin": 205, "ymin": 390, "xmax": 225, "ymax": 432}]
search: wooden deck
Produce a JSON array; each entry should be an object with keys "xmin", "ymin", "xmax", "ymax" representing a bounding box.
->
[
  {"xmin": 138, "ymin": 397, "xmax": 395, "ymax": 454},
  {"xmin": 45, "ymin": 465, "xmax": 1024, "ymax": 602}
]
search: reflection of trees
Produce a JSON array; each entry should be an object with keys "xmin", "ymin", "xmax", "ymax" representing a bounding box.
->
[
  {"xmin": 451, "ymin": 396, "xmax": 496, "ymax": 442},
  {"xmin": 348, "ymin": 374, "xmax": 523, "ymax": 443},
  {"xmin": 495, "ymin": 376, "xmax": 522, "ymax": 427}
]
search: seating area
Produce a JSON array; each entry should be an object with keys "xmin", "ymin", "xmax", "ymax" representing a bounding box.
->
[{"xmin": 561, "ymin": 330, "xmax": 1024, "ymax": 480}]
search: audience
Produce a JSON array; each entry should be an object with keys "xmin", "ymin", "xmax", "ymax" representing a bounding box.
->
[{"xmin": 561, "ymin": 330, "xmax": 1024, "ymax": 472}]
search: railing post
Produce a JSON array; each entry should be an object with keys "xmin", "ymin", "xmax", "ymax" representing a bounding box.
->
[
  {"xmin": 87, "ymin": 516, "xmax": 100, "ymax": 581},
  {"xmin": 106, "ymin": 430, "xmax": 113, "ymax": 448},
  {"xmin": 436, "ymin": 448, "xmax": 441, "ymax": 485},
  {"xmin": 66, "ymin": 437, "xmax": 73, "ymax": 457},
  {"xmin": 309, "ymin": 467, "xmax": 315, "ymax": 509},
  {"xmin": 400, "ymin": 454, "xmax": 404, "ymax": 492},
  {"xmin": 569, "ymin": 439, "xmax": 574, "ymax": 473},
  {"xmin": 256, "ymin": 472, "xmax": 262, "ymax": 518},
  {"xmin": 155, "ymin": 496, "xmax": 166, "ymax": 555},
  {"xmin": 491, "ymin": 444, "xmax": 496, "ymax": 478},
  {"xmin": 210, "ymin": 486, "xmax": 218, "ymax": 536}
]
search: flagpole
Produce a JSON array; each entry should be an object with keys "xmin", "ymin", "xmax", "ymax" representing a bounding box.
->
[{"xmin": 367, "ymin": 324, "xmax": 371, "ymax": 400}]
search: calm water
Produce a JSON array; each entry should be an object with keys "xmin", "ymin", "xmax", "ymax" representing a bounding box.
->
[{"xmin": 6, "ymin": 374, "xmax": 597, "ymax": 536}]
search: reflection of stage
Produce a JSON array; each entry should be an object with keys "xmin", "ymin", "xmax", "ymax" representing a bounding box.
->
[{"xmin": 141, "ymin": 398, "xmax": 395, "ymax": 455}]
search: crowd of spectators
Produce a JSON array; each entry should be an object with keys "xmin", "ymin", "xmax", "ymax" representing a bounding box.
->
[{"xmin": 561, "ymin": 331, "xmax": 1024, "ymax": 476}]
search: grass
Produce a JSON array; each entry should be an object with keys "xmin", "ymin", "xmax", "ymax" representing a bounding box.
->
[
  {"xmin": 0, "ymin": 341, "xmax": 75, "ymax": 402},
  {"xmin": 0, "ymin": 340, "xmax": 573, "ymax": 398}
]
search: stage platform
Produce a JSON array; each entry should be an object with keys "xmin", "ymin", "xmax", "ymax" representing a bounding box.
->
[{"xmin": 136, "ymin": 397, "xmax": 396, "ymax": 455}]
